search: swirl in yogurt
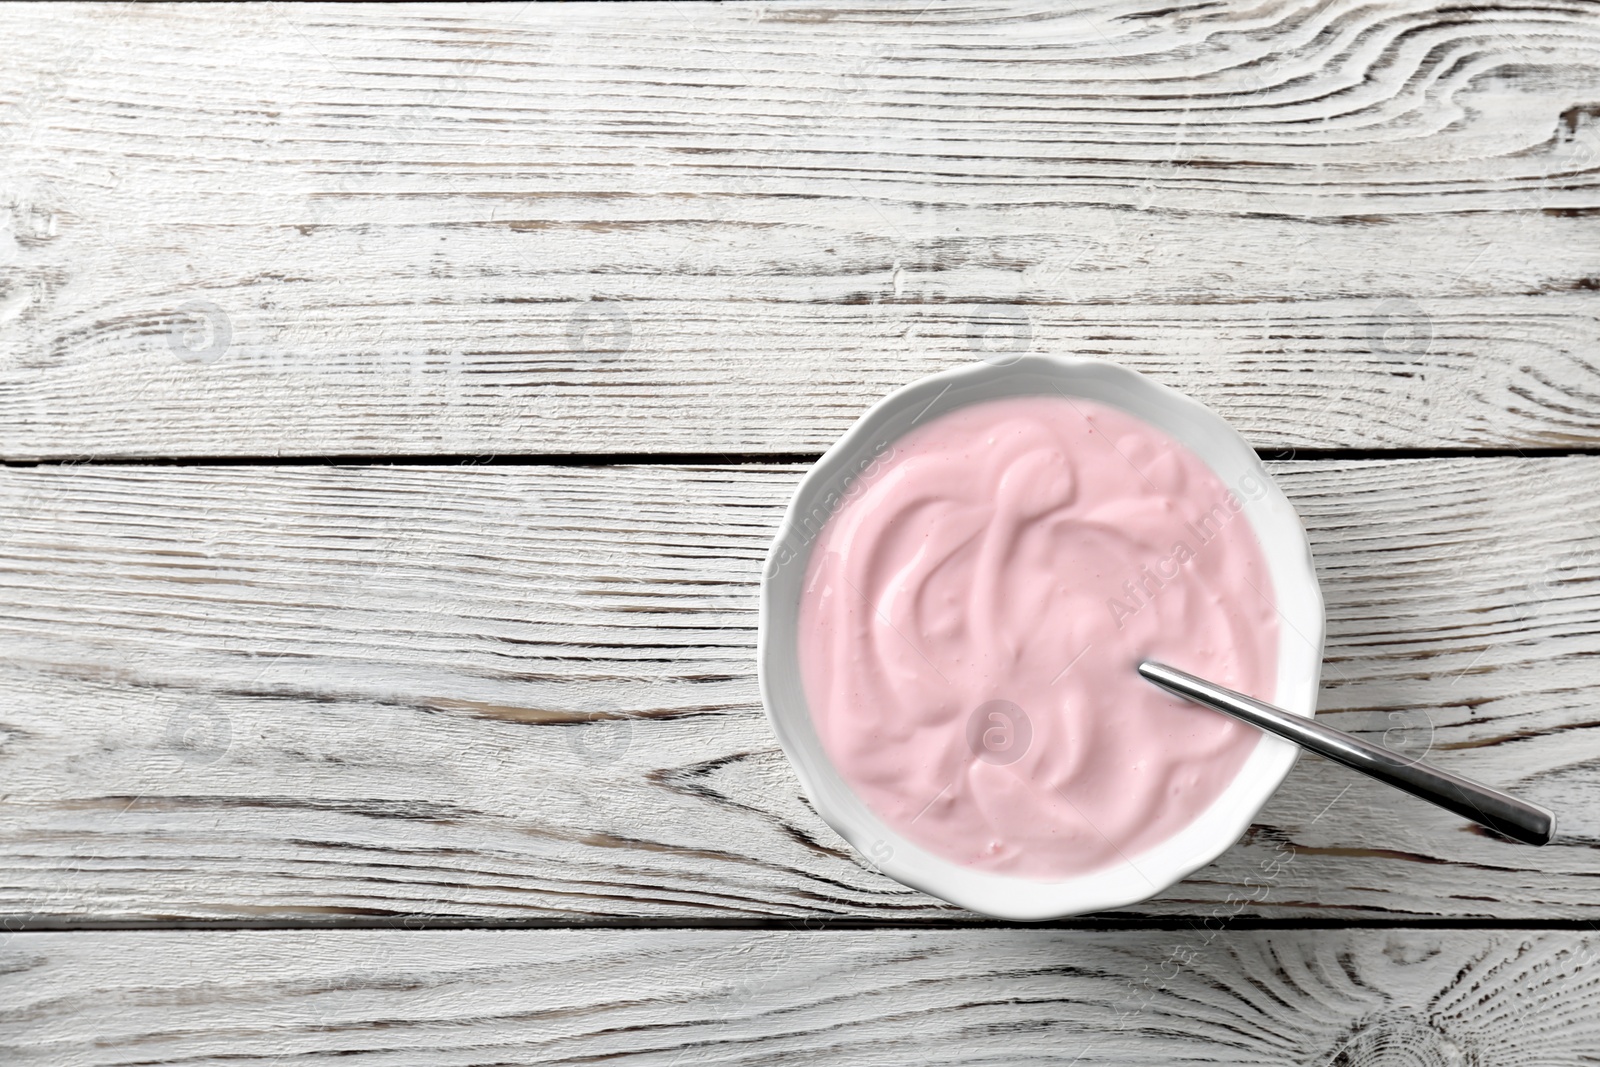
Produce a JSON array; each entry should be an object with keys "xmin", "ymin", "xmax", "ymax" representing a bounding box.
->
[{"xmin": 797, "ymin": 395, "xmax": 1278, "ymax": 880}]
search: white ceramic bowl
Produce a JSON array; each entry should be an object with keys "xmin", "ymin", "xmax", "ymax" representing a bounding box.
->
[{"xmin": 758, "ymin": 355, "xmax": 1325, "ymax": 920}]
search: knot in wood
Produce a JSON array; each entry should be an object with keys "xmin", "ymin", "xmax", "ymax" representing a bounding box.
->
[{"xmin": 1321, "ymin": 1013, "xmax": 1477, "ymax": 1067}]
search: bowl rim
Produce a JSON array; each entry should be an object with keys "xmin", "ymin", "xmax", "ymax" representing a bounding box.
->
[{"xmin": 757, "ymin": 355, "xmax": 1325, "ymax": 920}]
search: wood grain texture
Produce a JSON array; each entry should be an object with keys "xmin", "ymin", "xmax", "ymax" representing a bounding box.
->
[
  {"xmin": 5, "ymin": 1, "xmax": 1600, "ymax": 458},
  {"xmin": 5, "ymin": 927, "xmax": 1600, "ymax": 1065},
  {"xmin": 2, "ymin": 458, "xmax": 1597, "ymax": 924}
]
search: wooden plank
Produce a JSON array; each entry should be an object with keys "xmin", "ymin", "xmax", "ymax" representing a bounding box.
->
[
  {"xmin": 5, "ymin": 2, "xmax": 1600, "ymax": 458},
  {"xmin": 2, "ymin": 458, "xmax": 1597, "ymax": 923},
  {"xmin": 4, "ymin": 927, "xmax": 1599, "ymax": 1064}
]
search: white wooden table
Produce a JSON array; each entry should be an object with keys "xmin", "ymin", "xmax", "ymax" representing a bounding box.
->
[{"xmin": 4, "ymin": 2, "xmax": 1600, "ymax": 1062}]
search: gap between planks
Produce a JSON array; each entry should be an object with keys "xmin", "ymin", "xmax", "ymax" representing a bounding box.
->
[
  {"xmin": 8, "ymin": 917, "xmax": 1600, "ymax": 934},
  {"xmin": 3, "ymin": 446, "xmax": 1600, "ymax": 468}
]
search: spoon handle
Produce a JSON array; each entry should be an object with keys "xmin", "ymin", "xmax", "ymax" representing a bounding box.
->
[{"xmin": 1137, "ymin": 660, "xmax": 1557, "ymax": 846}]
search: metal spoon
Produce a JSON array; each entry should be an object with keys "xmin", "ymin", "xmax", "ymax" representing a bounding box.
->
[{"xmin": 1137, "ymin": 660, "xmax": 1557, "ymax": 846}]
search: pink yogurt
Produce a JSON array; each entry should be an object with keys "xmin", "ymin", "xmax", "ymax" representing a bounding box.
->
[{"xmin": 797, "ymin": 395, "xmax": 1279, "ymax": 880}]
